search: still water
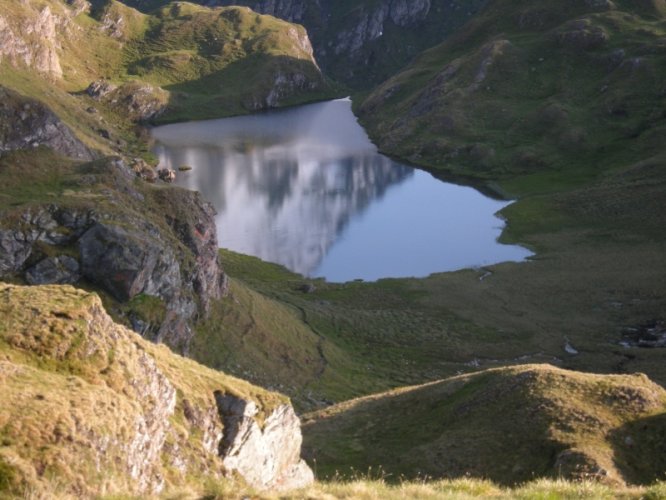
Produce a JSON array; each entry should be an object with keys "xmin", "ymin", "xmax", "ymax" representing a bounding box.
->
[{"xmin": 152, "ymin": 98, "xmax": 532, "ymax": 282}]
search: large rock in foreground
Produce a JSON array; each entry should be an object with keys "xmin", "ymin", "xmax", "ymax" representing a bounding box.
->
[
  {"xmin": 216, "ymin": 393, "xmax": 314, "ymax": 490},
  {"xmin": 0, "ymin": 284, "xmax": 313, "ymax": 497}
]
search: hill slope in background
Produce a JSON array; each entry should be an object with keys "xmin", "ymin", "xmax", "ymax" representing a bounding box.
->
[
  {"xmin": 0, "ymin": 0, "xmax": 332, "ymax": 133},
  {"xmin": 358, "ymin": 0, "xmax": 666, "ymax": 187},
  {"xmin": 303, "ymin": 364, "xmax": 666, "ymax": 486},
  {"xmin": 116, "ymin": 0, "xmax": 491, "ymax": 89}
]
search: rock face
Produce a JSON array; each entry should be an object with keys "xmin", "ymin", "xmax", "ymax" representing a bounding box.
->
[
  {"xmin": 0, "ymin": 5, "xmax": 64, "ymax": 78},
  {"xmin": 216, "ymin": 393, "xmax": 314, "ymax": 490},
  {"xmin": 243, "ymin": 69, "xmax": 323, "ymax": 111},
  {"xmin": 0, "ymin": 157, "xmax": 226, "ymax": 350},
  {"xmin": 0, "ymin": 86, "xmax": 93, "ymax": 160},
  {"xmin": 331, "ymin": 0, "xmax": 431, "ymax": 56},
  {"xmin": 87, "ymin": 80, "xmax": 169, "ymax": 122},
  {"xmin": 78, "ymin": 223, "xmax": 182, "ymax": 302},
  {"xmin": 25, "ymin": 255, "xmax": 80, "ymax": 285},
  {"xmin": 203, "ymin": 0, "xmax": 487, "ymax": 87},
  {"xmin": 0, "ymin": 284, "xmax": 313, "ymax": 496},
  {"xmin": 205, "ymin": 0, "xmax": 316, "ymax": 23}
]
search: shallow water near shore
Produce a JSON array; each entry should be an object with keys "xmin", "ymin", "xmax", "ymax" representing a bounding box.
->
[{"xmin": 152, "ymin": 99, "xmax": 532, "ymax": 282}]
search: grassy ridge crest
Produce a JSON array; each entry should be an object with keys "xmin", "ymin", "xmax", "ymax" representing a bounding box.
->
[{"xmin": 303, "ymin": 364, "xmax": 666, "ymax": 486}]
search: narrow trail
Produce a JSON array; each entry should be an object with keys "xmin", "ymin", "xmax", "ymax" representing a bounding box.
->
[{"xmin": 292, "ymin": 300, "xmax": 329, "ymax": 380}]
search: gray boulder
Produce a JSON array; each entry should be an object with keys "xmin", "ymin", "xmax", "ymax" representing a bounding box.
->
[
  {"xmin": 25, "ymin": 255, "xmax": 80, "ymax": 285},
  {"xmin": 86, "ymin": 80, "xmax": 118, "ymax": 100},
  {"xmin": 78, "ymin": 223, "xmax": 180, "ymax": 302},
  {"xmin": 0, "ymin": 227, "xmax": 34, "ymax": 274},
  {"xmin": 0, "ymin": 86, "xmax": 94, "ymax": 160}
]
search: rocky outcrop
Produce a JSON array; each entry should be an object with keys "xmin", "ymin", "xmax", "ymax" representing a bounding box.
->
[
  {"xmin": 243, "ymin": 70, "xmax": 324, "ymax": 110},
  {"xmin": 204, "ymin": 0, "xmax": 317, "ymax": 23},
  {"xmin": 0, "ymin": 86, "xmax": 93, "ymax": 160},
  {"xmin": 331, "ymin": 0, "xmax": 431, "ymax": 56},
  {"xmin": 0, "ymin": 157, "xmax": 226, "ymax": 350},
  {"xmin": 0, "ymin": 284, "xmax": 313, "ymax": 496},
  {"xmin": 555, "ymin": 19, "xmax": 609, "ymax": 49},
  {"xmin": 86, "ymin": 79, "xmax": 118, "ymax": 100},
  {"xmin": 25, "ymin": 255, "xmax": 81, "ymax": 285},
  {"xmin": 216, "ymin": 393, "xmax": 314, "ymax": 490},
  {"xmin": 78, "ymin": 223, "xmax": 182, "ymax": 302},
  {"xmin": 87, "ymin": 80, "xmax": 168, "ymax": 122},
  {"xmin": 212, "ymin": 0, "xmax": 430, "ymax": 55},
  {"xmin": 0, "ymin": 5, "xmax": 64, "ymax": 78},
  {"xmin": 201, "ymin": 0, "xmax": 488, "ymax": 87},
  {"xmin": 157, "ymin": 186, "xmax": 227, "ymax": 316},
  {"xmin": 158, "ymin": 168, "xmax": 176, "ymax": 182}
]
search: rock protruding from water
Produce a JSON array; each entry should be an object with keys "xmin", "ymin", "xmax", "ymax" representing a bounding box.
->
[
  {"xmin": 0, "ymin": 86, "xmax": 93, "ymax": 160},
  {"xmin": 216, "ymin": 392, "xmax": 315, "ymax": 491}
]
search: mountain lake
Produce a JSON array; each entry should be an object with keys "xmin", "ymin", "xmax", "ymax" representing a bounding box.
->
[{"xmin": 152, "ymin": 98, "xmax": 532, "ymax": 282}]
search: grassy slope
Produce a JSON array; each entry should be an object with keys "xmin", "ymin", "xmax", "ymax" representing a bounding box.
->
[
  {"xmin": 358, "ymin": 0, "xmax": 666, "ymax": 188},
  {"xmin": 119, "ymin": 0, "xmax": 491, "ymax": 90},
  {"xmin": 0, "ymin": 283, "xmax": 286, "ymax": 497},
  {"xmin": 302, "ymin": 364, "xmax": 666, "ymax": 485},
  {"xmin": 191, "ymin": 182, "xmax": 666, "ymax": 412},
  {"xmin": 0, "ymin": 0, "xmax": 334, "ymax": 150},
  {"xmin": 123, "ymin": 2, "xmax": 334, "ymax": 121}
]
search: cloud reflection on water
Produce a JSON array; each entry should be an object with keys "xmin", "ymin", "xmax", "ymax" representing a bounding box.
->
[{"xmin": 153, "ymin": 99, "xmax": 531, "ymax": 281}]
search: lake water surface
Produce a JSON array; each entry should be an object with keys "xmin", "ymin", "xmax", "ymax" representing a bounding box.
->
[{"xmin": 152, "ymin": 99, "xmax": 532, "ymax": 282}]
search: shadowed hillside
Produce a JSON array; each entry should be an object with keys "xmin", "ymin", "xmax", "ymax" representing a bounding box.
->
[
  {"xmin": 358, "ymin": 0, "xmax": 666, "ymax": 187},
  {"xmin": 115, "ymin": 0, "xmax": 491, "ymax": 89},
  {"xmin": 303, "ymin": 364, "xmax": 666, "ymax": 486}
]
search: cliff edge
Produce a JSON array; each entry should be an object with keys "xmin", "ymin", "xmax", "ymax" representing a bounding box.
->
[{"xmin": 0, "ymin": 283, "xmax": 313, "ymax": 497}]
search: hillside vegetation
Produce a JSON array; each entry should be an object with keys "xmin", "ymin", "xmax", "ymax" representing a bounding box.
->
[
  {"xmin": 1, "ymin": 0, "xmax": 665, "ymax": 498},
  {"xmin": 0, "ymin": 284, "xmax": 316, "ymax": 497},
  {"xmin": 191, "ymin": 225, "xmax": 666, "ymax": 416},
  {"xmin": 303, "ymin": 364, "xmax": 666, "ymax": 486},
  {"xmin": 0, "ymin": 0, "xmax": 333, "ymax": 151},
  {"xmin": 124, "ymin": 0, "xmax": 491, "ymax": 89},
  {"xmin": 359, "ymin": 0, "xmax": 666, "ymax": 189}
]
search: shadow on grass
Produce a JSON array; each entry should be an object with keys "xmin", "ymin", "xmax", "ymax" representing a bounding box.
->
[
  {"xmin": 610, "ymin": 411, "xmax": 666, "ymax": 485},
  {"xmin": 146, "ymin": 54, "xmax": 337, "ymax": 123}
]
